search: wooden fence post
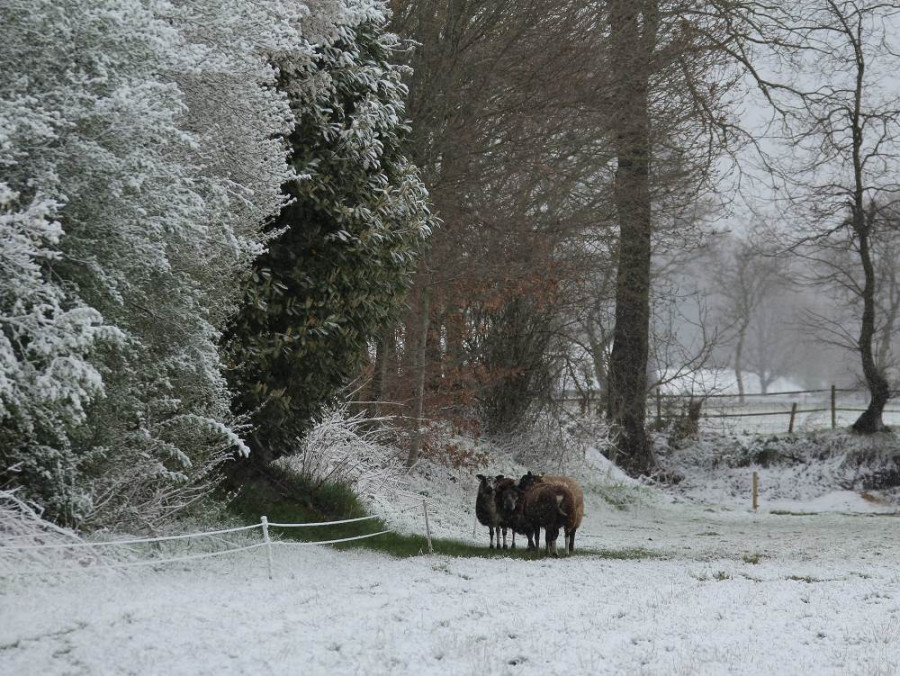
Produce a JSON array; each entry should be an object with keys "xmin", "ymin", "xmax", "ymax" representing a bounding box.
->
[
  {"xmin": 752, "ymin": 472, "xmax": 759, "ymax": 512},
  {"xmin": 261, "ymin": 515, "xmax": 274, "ymax": 580},
  {"xmin": 788, "ymin": 402, "xmax": 798, "ymax": 433},
  {"xmin": 423, "ymin": 500, "xmax": 434, "ymax": 555},
  {"xmin": 831, "ymin": 385, "xmax": 837, "ymax": 429}
]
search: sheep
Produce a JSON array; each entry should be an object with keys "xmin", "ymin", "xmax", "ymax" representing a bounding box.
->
[
  {"xmin": 494, "ymin": 475, "xmax": 529, "ymax": 549},
  {"xmin": 518, "ymin": 471, "xmax": 584, "ymax": 555},
  {"xmin": 475, "ymin": 474, "xmax": 501, "ymax": 549},
  {"xmin": 522, "ymin": 481, "xmax": 579, "ymax": 557}
]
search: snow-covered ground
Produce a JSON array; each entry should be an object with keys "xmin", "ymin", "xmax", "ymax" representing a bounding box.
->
[{"xmin": 3, "ymin": 437, "xmax": 900, "ymax": 675}]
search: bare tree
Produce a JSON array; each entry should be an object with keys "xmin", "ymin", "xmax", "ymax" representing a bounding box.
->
[
  {"xmin": 744, "ymin": 302, "xmax": 798, "ymax": 393},
  {"xmin": 768, "ymin": 0, "xmax": 900, "ymax": 432},
  {"xmin": 387, "ymin": 0, "xmax": 624, "ymax": 449},
  {"xmin": 710, "ymin": 236, "xmax": 787, "ymax": 401},
  {"xmin": 799, "ymin": 206, "xmax": 900, "ymax": 397}
]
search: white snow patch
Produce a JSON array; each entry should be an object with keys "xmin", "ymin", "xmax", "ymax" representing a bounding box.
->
[{"xmin": 3, "ymin": 433, "xmax": 900, "ymax": 674}]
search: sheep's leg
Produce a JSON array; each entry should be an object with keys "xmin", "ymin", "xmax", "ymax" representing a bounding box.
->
[
  {"xmin": 489, "ymin": 526, "xmax": 495, "ymax": 549},
  {"xmin": 511, "ymin": 532, "xmax": 516, "ymax": 550},
  {"xmin": 534, "ymin": 528, "xmax": 541, "ymax": 552},
  {"xmin": 547, "ymin": 527, "xmax": 559, "ymax": 558},
  {"xmin": 567, "ymin": 528, "xmax": 576, "ymax": 555}
]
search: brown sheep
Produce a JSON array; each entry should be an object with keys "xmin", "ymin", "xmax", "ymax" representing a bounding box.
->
[
  {"xmin": 518, "ymin": 471, "xmax": 584, "ymax": 554},
  {"xmin": 522, "ymin": 481, "xmax": 578, "ymax": 557},
  {"xmin": 475, "ymin": 474, "xmax": 501, "ymax": 548}
]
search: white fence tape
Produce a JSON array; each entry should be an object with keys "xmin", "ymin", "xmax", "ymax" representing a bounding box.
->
[
  {"xmin": 0, "ymin": 523, "xmax": 263, "ymax": 552},
  {"xmin": 6, "ymin": 543, "xmax": 271, "ymax": 577},
  {"xmin": 275, "ymin": 530, "xmax": 392, "ymax": 546},
  {"xmin": 0, "ymin": 514, "xmax": 398, "ymax": 578},
  {"xmin": 268, "ymin": 514, "xmax": 380, "ymax": 528}
]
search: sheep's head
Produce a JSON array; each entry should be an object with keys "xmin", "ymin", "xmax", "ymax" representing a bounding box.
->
[
  {"xmin": 497, "ymin": 485, "xmax": 522, "ymax": 516},
  {"xmin": 518, "ymin": 471, "xmax": 543, "ymax": 492},
  {"xmin": 476, "ymin": 474, "xmax": 495, "ymax": 497}
]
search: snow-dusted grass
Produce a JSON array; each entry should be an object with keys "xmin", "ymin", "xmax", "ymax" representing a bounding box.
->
[
  {"xmin": 661, "ymin": 429, "xmax": 900, "ymax": 513},
  {"xmin": 3, "ymin": 432, "xmax": 900, "ymax": 674}
]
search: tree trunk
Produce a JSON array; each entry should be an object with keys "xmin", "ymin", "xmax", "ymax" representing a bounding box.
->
[
  {"xmin": 368, "ymin": 326, "xmax": 393, "ymax": 416},
  {"xmin": 605, "ymin": 0, "xmax": 658, "ymax": 476},
  {"xmin": 734, "ymin": 321, "xmax": 747, "ymax": 404},
  {"xmin": 407, "ymin": 287, "xmax": 431, "ymax": 467},
  {"xmin": 852, "ymin": 217, "xmax": 890, "ymax": 433},
  {"xmin": 848, "ymin": 34, "xmax": 890, "ymax": 433}
]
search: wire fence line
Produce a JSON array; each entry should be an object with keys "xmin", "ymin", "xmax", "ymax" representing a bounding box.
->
[
  {"xmin": 560, "ymin": 385, "xmax": 900, "ymax": 434},
  {"xmin": 0, "ymin": 522, "xmax": 265, "ymax": 552},
  {"xmin": 267, "ymin": 515, "xmax": 380, "ymax": 528},
  {"xmin": 652, "ymin": 386, "xmax": 900, "ymax": 434},
  {"xmin": 0, "ymin": 511, "xmax": 414, "ymax": 579}
]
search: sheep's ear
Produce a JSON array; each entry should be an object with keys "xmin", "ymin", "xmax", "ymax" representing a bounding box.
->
[
  {"xmin": 476, "ymin": 474, "xmax": 486, "ymax": 481},
  {"xmin": 495, "ymin": 474, "xmax": 505, "ymax": 481}
]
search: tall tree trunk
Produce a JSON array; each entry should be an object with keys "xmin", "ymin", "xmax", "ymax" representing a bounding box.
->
[
  {"xmin": 734, "ymin": 321, "xmax": 747, "ymax": 404},
  {"xmin": 847, "ymin": 36, "xmax": 890, "ymax": 433},
  {"xmin": 407, "ymin": 287, "xmax": 431, "ymax": 467},
  {"xmin": 852, "ymin": 216, "xmax": 890, "ymax": 432},
  {"xmin": 605, "ymin": 0, "xmax": 658, "ymax": 475}
]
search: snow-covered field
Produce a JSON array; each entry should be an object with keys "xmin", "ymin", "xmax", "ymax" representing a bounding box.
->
[{"xmin": 3, "ymin": 439, "xmax": 900, "ymax": 675}]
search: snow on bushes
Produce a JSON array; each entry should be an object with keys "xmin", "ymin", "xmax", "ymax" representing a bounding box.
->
[
  {"xmin": 0, "ymin": 490, "xmax": 106, "ymax": 576},
  {"xmin": 0, "ymin": 0, "xmax": 305, "ymax": 525},
  {"xmin": 658, "ymin": 429, "xmax": 900, "ymax": 508},
  {"xmin": 275, "ymin": 406, "xmax": 407, "ymax": 507}
]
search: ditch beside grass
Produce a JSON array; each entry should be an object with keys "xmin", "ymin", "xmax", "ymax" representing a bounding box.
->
[{"xmin": 228, "ymin": 466, "xmax": 660, "ymax": 561}]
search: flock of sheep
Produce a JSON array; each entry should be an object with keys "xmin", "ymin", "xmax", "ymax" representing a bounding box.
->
[{"xmin": 475, "ymin": 471, "xmax": 584, "ymax": 557}]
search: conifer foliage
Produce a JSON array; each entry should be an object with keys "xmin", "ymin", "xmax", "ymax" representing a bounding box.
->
[{"xmin": 225, "ymin": 5, "xmax": 433, "ymax": 465}]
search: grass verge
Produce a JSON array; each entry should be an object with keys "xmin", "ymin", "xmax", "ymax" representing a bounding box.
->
[{"xmin": 228, "ymin": 467, "xmax": 660, "ymax": 560}]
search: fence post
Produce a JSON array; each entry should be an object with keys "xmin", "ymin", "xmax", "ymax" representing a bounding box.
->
[
  {"xmin": 423, "ymin": 500, "xmax": 434, "ymax": 555},
  {"xmin": 831, "ymin": 385, "xmax": 837, "ymax": 429},
  {"xmin": 752, "ymin": 472, "xmax": 759, "ymax": 512},
  {"xmin": 261, "ymin": 516, "xmax": 274, "ymax": 580},
  {"xmin": 788, "ymin": 402, "xmax": 798, "ymax": 433}
]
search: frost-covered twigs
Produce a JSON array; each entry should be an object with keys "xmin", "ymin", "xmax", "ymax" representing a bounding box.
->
[
  {"xmin": 81, "ymin": 428, "xmax": 245, "ymax": 533},
  {"xmin": 496, "ymin": 410, "xmax": 614, "ymax": 476},
  {"xmin": 0, "ymin": 489, "xmax": 105, "ymax": 575},
  {"xmin": 276, "ymin": 405, "xmax": 408, "ymax": 507}
]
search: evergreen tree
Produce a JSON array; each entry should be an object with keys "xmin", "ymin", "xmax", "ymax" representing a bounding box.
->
[{"xmin": 226, "ymin": 2, "xmax": 433, "ymax": 466}]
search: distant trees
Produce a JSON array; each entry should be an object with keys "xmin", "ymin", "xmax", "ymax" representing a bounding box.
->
[
  {"xmin": 710, "ymin": 238, "xmax": 788, "ymax": 401},
  {"xmin": 378, "ymin": 0, "xmax": 742, "ymax": 473}
]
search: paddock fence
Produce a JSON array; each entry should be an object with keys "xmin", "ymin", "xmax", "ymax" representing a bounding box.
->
[
  {"xmin": 562, "ymin": 386, "xmax": 900, "ymax": 435},
  {"xmin": 0, "ymin": 510, "xmax": 421, "ymax": 580}
]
